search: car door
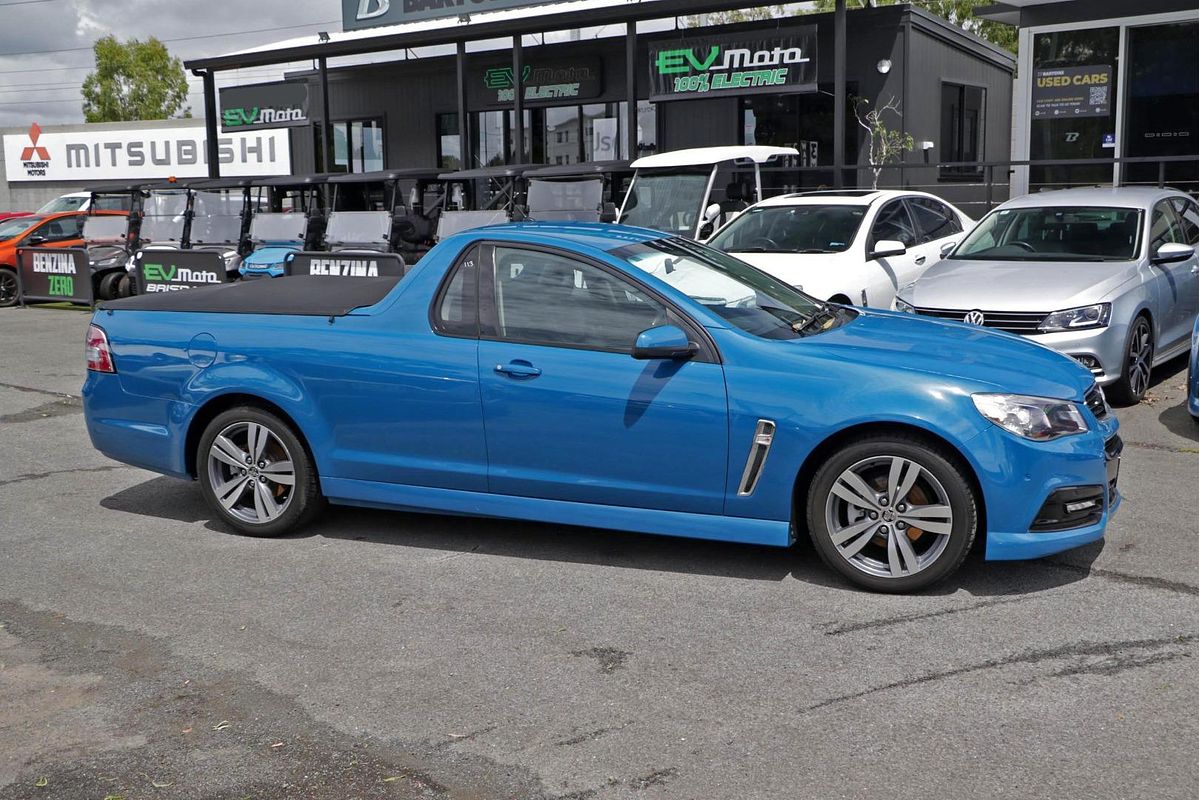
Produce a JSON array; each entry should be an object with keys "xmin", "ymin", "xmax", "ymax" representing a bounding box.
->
[
  {"xmin": 23, "ymin": 214, "xmax": 85, "ymax": 250},
  {"xmin": 1169, "ymin": 196, "xmax": 1200, "ymax": 324},
  {"xmin": 476, "ymin": 243, "xmax": 730, "ymax": 514},
  {"xmin": 907, "ymin": 197, "xmax": 966, "ymax": 266},
  {"xmin": 864, "ymin": 199, "xmax": 920, "ymax": 306},
  {"xmin": 1147, "ymin": 199, "xmax": 1198, "ymax": 352}
]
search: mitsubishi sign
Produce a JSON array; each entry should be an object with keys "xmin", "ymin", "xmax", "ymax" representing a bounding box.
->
[
  {"xmin": 342, "ymin": 0, "xmax": 550, "ymax": 30},
  {"xmin": 3, "ymin": 123, "xmax": 291, "ymax": 182}
]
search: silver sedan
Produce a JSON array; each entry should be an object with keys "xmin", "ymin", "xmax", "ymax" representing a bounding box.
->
[{"xmin": 895, "ymin": 187, "xmax": 1199, "ymax": 405}]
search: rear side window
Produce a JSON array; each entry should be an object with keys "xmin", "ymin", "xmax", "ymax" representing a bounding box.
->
[
  {"xmin": 1169, "ymin": 197, "xmax": 1198, "ymax": 245},
  {"xmin": 433, "ymin": 246, "xmax": 479, "ymax": 337},
  {"xmin": 870, "ymin": 201, "xmax": 917, "ymax": 247},
  {"xmin": 1149, "ymin": 201, "xmax": 1186, "ymax": 252},
  {"xmin": 908, "ymin": 198, "xmax": 962, "ymax": 242}
]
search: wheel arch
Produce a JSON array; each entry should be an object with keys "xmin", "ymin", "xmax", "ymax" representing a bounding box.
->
[
  {"xmin": 791, "ymin": 420, "xmax": 987, "ymax": 539},
  {"xmin": 184, "ymin": 392, "xmax": 314, "ymax": 479}
]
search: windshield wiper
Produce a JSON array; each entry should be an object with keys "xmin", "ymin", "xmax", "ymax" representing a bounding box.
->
[{"xmin": 797, "ymin": 248, "xmax": 836, "ymax": 254}]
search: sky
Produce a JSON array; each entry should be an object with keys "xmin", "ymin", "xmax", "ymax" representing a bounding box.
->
[{"xmin": 0, "ymin": 0, "xmax": 340, "ymax": 127}]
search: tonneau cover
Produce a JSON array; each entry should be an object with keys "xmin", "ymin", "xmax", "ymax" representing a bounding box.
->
[{"xmin": 99, "ymin": 275, "xmax": 400, "ymax": 316}]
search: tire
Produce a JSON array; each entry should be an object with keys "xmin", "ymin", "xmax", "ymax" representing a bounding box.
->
[
  {"xmin": 96, "ymin": 271, "xmax": 122, "ymax": 301},
  {"xmin": 806, "ymin": 434, "xmax": 977, "ymax": 593},
  {"xmin": 1108, "ymin": 315, "xmax": 1153, "ymax": 406},
  {"xmin": 0, "ymin": 266, "xmax": 17, "ymax": 308},
  {"xmin": 196, "ymin": 406, "xmax": 324, "ymax": 537},
  {"xmin": 116, "ymin": 273, "xmax": 135, "ymax": 297}
]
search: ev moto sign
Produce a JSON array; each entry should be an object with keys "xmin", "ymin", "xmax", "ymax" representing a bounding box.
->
[
  {"xmin": 219, "ymin": 82, "xmax": 310, "ymax": 133},
  {"xmin": 135, "ymin": 249, "xmax": 232, "ymax": 294}
]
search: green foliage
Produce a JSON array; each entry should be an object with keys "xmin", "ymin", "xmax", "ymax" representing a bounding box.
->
[
  {"xmin": 853, "ymin": 96, "xmax": 914, "ymax": 189},
  {"xmin": 81, "ymin": 36, "xmax": 191, "ymax": 123},
  {"xmin": 685, "ymin": 7, "xmax": 787, "ymax": 27},
  {"xmin": 812, "ymin": 0, "xmax": 1017, "ymax": 52}
]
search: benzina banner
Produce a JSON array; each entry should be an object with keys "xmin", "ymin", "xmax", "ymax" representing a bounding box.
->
[
  {"xmin": 16, "ymin": 247, "xmax": 93, "ymax": 306},
  {"xmin": 2, "ymin": 123, "xmax": 291, "ymax": 182},
  {"xmin": 134, "ymin": 249, "xmax": 233, "ymax": 294},
  {"xmin": 648, "ymin": 28, "xmax": 818, "ymax": 101},
  {"xmin": 285, "ymin": 252, "xmax": 406, "ymax": 278}
]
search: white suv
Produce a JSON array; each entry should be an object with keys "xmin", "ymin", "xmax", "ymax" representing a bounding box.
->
[{"xmin": 707, "ymin": 189, "xmax": 973, "ymax": 308}]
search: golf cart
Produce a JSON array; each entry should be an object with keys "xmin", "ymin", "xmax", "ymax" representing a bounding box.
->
[
  {"xmin": 239, "ymin": 174, "xmax": 330, "ymax": 279},
  {"xmin": 618, "ymin": 146, "xmax": 798, "ymax": 240},
  {"xmin": 436, "ymin": 164, "xmax": 533, "ymax": 239},
  {"xmin": 523, "ymin": 160, "xmax": 632, "ymax": 223},
  {"xmin": 324, "ymin": 168, "xmax": 446, "ymax": 264},
  {"xmin": 85, "ymin": 183, "xmax": 146, "ymax": 300}
]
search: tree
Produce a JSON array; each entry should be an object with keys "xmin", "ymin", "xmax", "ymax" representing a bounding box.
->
[
  {"xmin": 853, "ymin": 96, "xmax": 913, "ymax": 189},
  {"xmin": 82, "ymin": 36, "xmax": 190, "ymax": 123},
  {"xmin": 685, "ymin": 7, "xmax": 786, "ymax": 27},
  {"xmin": 813, "ymin": 0, "xmax": 1016, "ymax": 52}
]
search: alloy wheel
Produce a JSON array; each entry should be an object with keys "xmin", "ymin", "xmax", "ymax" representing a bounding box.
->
[
  {"xmin": 0, "ymin": 270, "xmax": 16, "ymax": 306},
  {"xmin": 1126, "ymin": 318, "xmax": 1153, "ymax": 400},
  {"xmin": 206, "ymin": 421, "xmax": 296, "ymax": 525},
  {"xmin": 824, "ymin": 455, "xmax": 954, "ymax": 580}
]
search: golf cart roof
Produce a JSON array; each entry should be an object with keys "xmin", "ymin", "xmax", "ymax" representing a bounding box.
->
[
  {"xmin": 630, "ymin": 146, "xmax": 798, "ymax": 169},
  {"xmin": 524, "ymin": 160, "xmax": 632, "ymax": 179},
  {"xmin": 141, "ymin": 180, "xmax": 194, "ymax": 192},
  {"xmin": 255, "ymin": 173, "xmax": 333, "ymax": 187},
  {"xmin": 189, "ymin": 176, "xmax": 272, "ymax": 190},
  {"xmin": 328, "ymin": 168, "xmax": 443, "ymax": 183},
  {"xmin": 438, "ymin": 164, "xmax": 537, "ymax": 181},
  {"xmin": 90, "ymin": 183, "xmax": 150, "ymax": 194}
]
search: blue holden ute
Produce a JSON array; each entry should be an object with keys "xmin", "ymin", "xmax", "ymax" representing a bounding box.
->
[{"xmin": 82, "ymin": 223, "xmax": 1121, "ymax": 592}]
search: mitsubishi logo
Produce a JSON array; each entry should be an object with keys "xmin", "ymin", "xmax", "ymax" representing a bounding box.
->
[
  {"xmin": 964, "ymin": 310, "xmax": 986, "ymax": 326},
  {"xmin": 20, "ymin": 123, "xmax": 50, "ymax": 161}
]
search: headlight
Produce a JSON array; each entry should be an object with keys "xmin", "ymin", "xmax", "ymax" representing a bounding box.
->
[
  {"xmin": 972, "ymin": 393, "xmax": 1088, "ymax": 441},
  {"xmin": 1039, "ymin": 303, "xmax": 1111, "ymax": 333},
  {"xmin": 894, "ymin": 296, "xmax": 916, "ymax": 313}
]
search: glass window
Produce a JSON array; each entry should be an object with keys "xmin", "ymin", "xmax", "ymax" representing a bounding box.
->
[
  {"xmin": 615, "ymin": 238, "xmax": 823, "ymax": 340},
  {"xmin": 1123, "ymin": 22, "xmax": 1199, "ymax": 191},
  {"xmin": 190, "ymin": 189, "xmax": 244, "ymax": 245},
  {"xmin": 741, "ymin": 85, "xmax": 858, "ymax": 194},
  {"xmin": 1149, "ymin": 201, "xmax": 1186, "ymax": 251},
  {"xmin": 618, "ymin": 172, "xmax": 710, "ymax": 236},
  {"xmin": 492, "ymin": 246, "xmax": 666, "ymax": 351},
  {"xmin": 940, "ymin": 84, "xmax": 985, "ymax": 180},
  {"xmin": 709, "ymin": 204, "xmax": 867, "ymax": 253},
  {"xmin": 437, "ymin": 113, "xmax": 461, "ymax": 171},
  {"xmin": 140, "ymin": 190, "xmax": 189, "ymax": 243},
  {"xmin": 35, "ymin": 195, "xmax": 87, "ymax": 214},
  {"xmin": 0, "ymin": 215, "xmax": 43, "ymax": 240},
  {"xmin": 1170, "ymin": 198, "xmax": 1198, "ymax": 245},
  {"xmin": 37, "ymin": 215, "xmax": 84, "ymax": 241},
  {"xmin": 82, "ymin": 215, "xmax": 127, "ymax": 242},
  {"xmin": 870, "ymin": 201, "xmax": 917, "ymax": 247},
  {"xmin": 544, "ymin": 106, "xmax": 580, "ymax": 165},
  {"xmin": 331, "ymin": 119, "xmax": 385, "ymax": 174},
  {"xmin": 435, "ymin": 246, "xmax": 479, "ymax": 337},
  {"xmin": 94, "ymin": 194, "xmax": 131, "ymax": 211},
  {"xmin": 908, "ymin": 198, "xmax": 962, "ymax": 243},
  {"xmin": 955, "ymin": 206, "xmax": 1142, "ymax": 261}
]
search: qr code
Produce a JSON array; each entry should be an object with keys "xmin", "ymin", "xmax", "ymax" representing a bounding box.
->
[{"xmin": 1089, "ymin": 86, "xmax": 1108, "ymax": 106}]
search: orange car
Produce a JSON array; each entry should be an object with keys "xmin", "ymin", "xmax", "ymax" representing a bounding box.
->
[{"xmin": 0, "ymin": 210, "xmax": 128, "ymax": 307}]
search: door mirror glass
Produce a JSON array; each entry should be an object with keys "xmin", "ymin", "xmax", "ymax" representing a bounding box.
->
[
  {"xmin": 1153, "ymin": 242, "xmax": 1194, "ymax": 264},
  {"xmin": 703, "ymin": 203, "xmax": 722, "ymax": 223},
  {"xmin": 872, "ymin": 239, "xmax": 907, "ymax": 258},
  {"xmin": 632, "ymin": 324, "xmax": 696, "ymax": 360}
]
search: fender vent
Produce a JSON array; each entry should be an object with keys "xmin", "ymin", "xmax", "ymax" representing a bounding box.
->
[{"xmin": 737, "ymin": 420, "xmax": 776, "ymax": 496}]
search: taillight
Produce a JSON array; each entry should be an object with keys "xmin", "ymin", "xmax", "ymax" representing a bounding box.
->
[{"xmin": 86, "ymin": 324, "xmax": 116, "ymax": 373}]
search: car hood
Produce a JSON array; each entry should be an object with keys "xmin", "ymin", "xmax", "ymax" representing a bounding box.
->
[
  {"xmin": 902, "ymin": 258, "xmax": 1136, "ymax": 311},
  {"xmin": 798, "ymin": 308, "xmax": 1095, "ymax": 400},
  {"xmin": 726, "ymin": 251, "xmax": 848, "ymax": 284}
]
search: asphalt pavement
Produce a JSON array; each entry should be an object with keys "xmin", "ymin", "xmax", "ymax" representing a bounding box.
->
[{"xmin": 0, "ymin": 305, "xmax": 1196, "ymax": 800}]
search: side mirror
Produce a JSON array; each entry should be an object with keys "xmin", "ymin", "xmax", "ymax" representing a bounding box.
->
[
  {"xmin": 632, "ymin": 324, "xmax": 697, "ymax": 361},
  {"xmin": 599, "ymin": 202, "xmax": 617, "ymax": 224},
  {"xmin": 940, "ymin": 240, "xmax": 957, "ymax": 259},
  {"xmin": 25, "ymin": 234, "xmax": 46, "ymax": 246},
  {"xmin": 872, "ymin": 239, "xmax": 907, "ymax": 259},
  {"xmin": 702, "ymin": 203, "xmax": 722, "ymax": 223},
  {"xmin": 1152, "ymin": 242, "xmax": 1195, "ymax": 264}
]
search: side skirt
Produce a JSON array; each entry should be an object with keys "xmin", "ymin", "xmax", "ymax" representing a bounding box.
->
[{"xmin": 321, "ymin": 477, "xmax": 793, "ymax": 547}]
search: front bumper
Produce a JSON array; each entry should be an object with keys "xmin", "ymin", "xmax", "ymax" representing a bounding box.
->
[
  {"xmin": 965, "ymin": 411, "xmax": 1121, "ymax": 561},
  {"xmin": 1015, "ymin": 326, "xmax": 1123, "ymax": 385}
]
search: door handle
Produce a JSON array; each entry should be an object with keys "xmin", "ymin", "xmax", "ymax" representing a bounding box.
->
[
  {"xmin": 494, "ymin": 361, "xmax": 542, "ymax": 379},
  {"xmin": 914, "ymin": 255, "xmax": 927, "ymax": 266}
]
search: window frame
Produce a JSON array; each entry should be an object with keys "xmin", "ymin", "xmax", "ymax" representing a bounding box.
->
[
  {"xmin": 475, "ymin": 240, "xmax": 720, "ymax": 363},
  {"xmin": 429, "ymin": 242, "xmax": 483, "ymax": 339},
  {"xmin": 938, "ymin": 81, "xmax": 987, "ymax": 182},
  {"xmin": 908, "ymin": 197, "xmax": 963, "ymax": 244},
  {"xmin": 1168, "ymin": 197, "xmax": 1199, "ymax": 246}
]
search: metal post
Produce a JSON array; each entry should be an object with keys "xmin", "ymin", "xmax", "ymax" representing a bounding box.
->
[
  {"xmin": 625, "ymin": 21, "xmax": 637, "ymax": 161},
  {"xmin": 512, "ymin": 36, "xmax": 524, "ymax": 163},
  {"xmin": 318, "ymin": 57, "xmax": 332, "ymax": 173},
  {"xmin": 832, "ymin": 0, "xmax": 846, "ymax": 188},
  {"xmin": 456, "ymin": 41, "xmax": 470, "ymax": 169},
  {"xmin": 985, "ymin": 164, "xmax": 994, "ymax": 211},
  {"xmin": 198, "ymin": 70, "xmax": 220, "ymax": 179},
  {"xmin": 1157, "ymin": 159, "xmax": 1165, "ymax": 189}
]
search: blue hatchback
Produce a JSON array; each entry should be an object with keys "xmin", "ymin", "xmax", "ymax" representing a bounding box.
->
[{"xmin": 83, "ymin": 223, "xmax": 1120, "ymax": 592}]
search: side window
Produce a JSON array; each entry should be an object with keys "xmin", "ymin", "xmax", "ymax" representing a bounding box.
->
[
  {"xmin": 870, "ymin": 201, "xmax": 917, "ymax": 248},
  {"xmin": 491, "ymin": 246, "xmax": 666, "ymax": 352},
  {"xmin": 432, "ymin": 246, "xmax": 479, "ymax": 337},
  {"xmin": 1149, "ymin": 201, "xmax": 1185, "ymax": 252},
  {"xmin": 1169, "ymin": 197, "xmax": 1199, "ymax": 245},
  {"xmin": 37, "ymin": 219, "xmax": 74, "ymax": 242},
  {"xmin": 908, "ymin": 198, "xmax": 961, "ymax": 242}
]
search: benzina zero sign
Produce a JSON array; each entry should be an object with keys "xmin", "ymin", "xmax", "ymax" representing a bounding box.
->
[
  {"xmin": 219, "ymin": 82, "xmax": 311, "ymax": 133},
  {"xmin": 16, "ymin": 247, "xmax": 93, "ymax": 306},
  {"xmin": 649, "ymin": 28, "xmax": 818, "ymax": 101}
]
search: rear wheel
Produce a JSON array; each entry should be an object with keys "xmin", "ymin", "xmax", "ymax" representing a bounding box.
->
[
  {"xmin": 197, "ymin": 407, "xmax": 323, "ymax": 537},
  {"xmin": 807, "ymin": 434, "xmax": 977, "ymax": 592},
  {"xmin": 116, "ymin": 273, "xmax": 135, "ymax": 297},
  {"xmin": 0, "ymin": 266, "xmax": 16, "ymax": 307},
  {"xmin": 96, "ymin": 271, "xmax": 122, "ymax": 301},
  {"xmin": 1109, "ymin": 315, "xmax": 1153, "ymax": 406}
]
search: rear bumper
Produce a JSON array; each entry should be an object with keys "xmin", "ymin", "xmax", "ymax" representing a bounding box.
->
[{"xmin": 82, "ymin": 371, "xmax": 192, "ymax": 479}]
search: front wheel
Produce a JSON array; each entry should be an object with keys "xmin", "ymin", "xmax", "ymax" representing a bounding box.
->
[
  {"xmin": 0, "ymin": 267, "xmax": 17, "ymax": 307},
  {"xmin": 197, "ymin": 407, "xmax": 323, "ymax": 537},
  {"xmin": 807, "ymin": 435, "xmax": 977, "ymax": 592},
  {"xmin": 1109, "ymin": 315, "xmax": 1153, "ymax": 406}
]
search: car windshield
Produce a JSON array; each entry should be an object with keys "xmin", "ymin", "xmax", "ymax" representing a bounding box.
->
[
  {"xmin": 619, "ymin": 172, "xmax": 710, "ymax": 236},
  {"xmin": 709, "ymin": 204, "xmax": 866, "ymax": 253},
  {"xmin": 36, "ymin": 196, "xmax": 86, "ymax": 214},
  {"xmin": 614, "ymin": 237, "xmax": 826, "ymax": 340},
  {"xmin": 82, "ymin": 216, "xmax": 127, "ymax": 241},
  {"xmin": 954, "ymin": 206, "xmax": 1143, "ymax": 261},
  {"xmin": 0, "ymin": 215, "xmax": 43, "ymax": 239},
  {"xmin": 527, "ymin": 178, "xmax": 604, "ymax": 221},
  {"xmin": 190, "ymin": 189, "xmax": 244, "ymax": 245},
  {"xmin": 250, "ymin": 213, "xmax": 308, "ymax": 243},
  {"xmin": 325, "ymin": 211, "xmax": 390, "ymax": 245},
  {"xmin": 140, "ymin": 191, "xmax": 189, "ymax": 243}
]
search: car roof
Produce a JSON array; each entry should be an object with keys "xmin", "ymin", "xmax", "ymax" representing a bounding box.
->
[
  {"xmin": 998, "ymin": 186, "xmax": 1190, "ymax": 209},
  {"xmin": 751, "ymin": 189, "xmax": 928, "ymax": 208},
  {"xmin": 454, "ymin": 220, "xmax": 666, "ymax": 252}
]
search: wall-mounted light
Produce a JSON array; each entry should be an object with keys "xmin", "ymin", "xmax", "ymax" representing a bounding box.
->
[
  {"xmin": 458, "ymin": 13, "xmax": 471, "ymax": 23},
  {"xmin": 876, "ymin": 59, "xmax": 892, "ymax": 74},
  {"xmin": 317, "ymin": 31, "xmax": 331, "ymax": 43},
  {"xmin": 921, "ymin": 141, "xmax": 935, "ymax": 150}
]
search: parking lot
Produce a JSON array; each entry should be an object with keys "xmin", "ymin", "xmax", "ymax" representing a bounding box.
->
[{"xmin": 0, "ymin": 304, "xmax": 1196, "ymax": 800}]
